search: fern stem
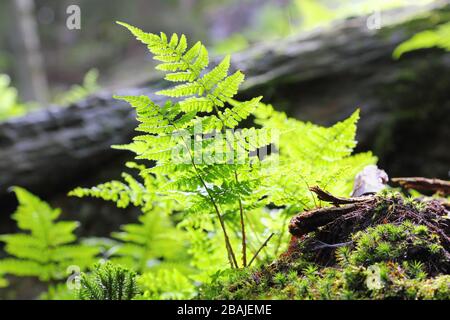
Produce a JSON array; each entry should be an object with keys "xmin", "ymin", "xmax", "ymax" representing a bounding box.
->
[
  {"xmin": 166, "ymin": 49, "xmax": 240, "ymax": 268},
  {"xmin": 149, "ymin": 94, "xmax": 239, "ymax": 269},
  {"xmin": 131, "ymin": 35, "xmax": 240, "ymax": 269},
  {"xmin": 213, "ymin": 104, "xmax": 248, "ymax": 268},
  {"xmin": 274, "ymin": 213, "xmax": 291, "ymax": 256},
  {"xmin": 248, "ymin": 233, "xmax": 275, "ymax": 267},
  {"xmin": 175, "ymin": 122, "xmax": 238, "ymax": 268},
  {"xmin": 174, "ymin": 44, "xmax": 245, "ymax": 269},
  {"xmin": 235, "ymin": 171, "xmax": 247, "ymax": 267},
  {"xmin": 192, "ymin": 161, "xmax": 239, "ymax": 269}
]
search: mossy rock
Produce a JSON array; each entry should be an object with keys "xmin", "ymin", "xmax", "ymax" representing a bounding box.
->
[{"xmin": 200, "ymin": 192, "xmax": 450, "ymax": 300}]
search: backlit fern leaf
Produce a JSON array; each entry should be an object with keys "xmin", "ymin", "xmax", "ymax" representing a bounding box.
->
[
  {"xmin": 69, "ymin": 163, "xmax": 187, "ymax": 274},
  {"xmin": 221, "ymin": 97, "xmax": 262, "ymax": 128},
  {"xmin": 117, "ymin": 22, "xmax": 247, "ymax": 116},
  {"xmin": 254, "ymin": 104, "xmax": 376, "ymax": 209},
  {"xmin": 110, "ymin": 209, "xmax": 187, "ymax": 273},
  {"xmin": 394, "ymin": 22, "xmax": 450, "ymax": 58},
  {"xmin": 0, "ymin": 188, "xmax": 99, "ymax": 285},
  {"xmin": 69, "ymin": 162, "xmax": 154, "ymax": 211}
]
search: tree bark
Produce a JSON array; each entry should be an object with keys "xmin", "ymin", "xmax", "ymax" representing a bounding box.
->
[{"xmin": 1, "ymin": 1, "xmax": 449, "ymax": 200}]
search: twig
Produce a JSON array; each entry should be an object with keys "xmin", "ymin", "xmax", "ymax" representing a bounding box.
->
[
  {"xmin": 392, "ymin": 177, "xmax": 450, "ymax": 196},
  {"xmin": 248, "ymin": 233, "xmax": 275, "ymax": 267},
  {"xmin": 310, "ymin": 240, "xmax": 353, "ymax": 251},
  {"xmin": 309, "ymin": 186, "xmax": 373, "ymax": 206}
]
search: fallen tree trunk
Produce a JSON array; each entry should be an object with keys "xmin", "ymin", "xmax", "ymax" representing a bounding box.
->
[
  {"xmin": 288, "ymin": 185, "xmax": 450, "ymax": 265},
  {"xmin": 1, "ymin": 1, "xmax": 449, "ymax": 199}
]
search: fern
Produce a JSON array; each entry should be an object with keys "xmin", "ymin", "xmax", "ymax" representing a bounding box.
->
[
  {"xmin": 71, "ymin": 24, "xmax": 376, "ymax": 277},
  {"xmin": 70, "ymin": 162, "xmax": 155, "ymax": 211},
  {"xmin": 70, "ymin": 162, "xmax": 188, "ymax": 273},
  {"xmin": 109, "ymin": 22, "xmax": 278, "ymax": 269},
  {"xmin": 254, "ymin": 105, "xmax": 376, "ymax": 210},
  {"xmin": 0, "ymin": 188, "xmax": 99, "ymax": 289},
  {"xmin": 110, "ymin": 209, "xmax": 188, "ymax": 273},
  {"xmin": 394, "ymin": 22, "xmax": 450, "ymax": 58},
  {"xmin": 78, "ymin": 262, "xmax": 140, "ymax": 300}
]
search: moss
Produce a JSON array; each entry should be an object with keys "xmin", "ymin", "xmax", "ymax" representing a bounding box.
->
[{"xmin": 200, "ymin": 194, "xmax": 450, "ymax": 300}]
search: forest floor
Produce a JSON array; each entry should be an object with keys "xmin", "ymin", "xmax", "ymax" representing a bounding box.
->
[{"xmin": 201, "ymin": 182, "xmax": 450, "ymax": 300}]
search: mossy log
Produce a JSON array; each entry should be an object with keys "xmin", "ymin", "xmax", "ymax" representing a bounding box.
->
[
  {"xmin": 0, "ymin": 1, "xmax": 449, "ymax": 201},
  {"xmin": 202, "ymin": 186, "xmax": 450, "ymax": 300}
]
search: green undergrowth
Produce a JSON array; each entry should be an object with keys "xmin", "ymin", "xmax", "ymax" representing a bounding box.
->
[{"xmin": 201, "ymin": 193, "xmax": 450, "ymax": 300}]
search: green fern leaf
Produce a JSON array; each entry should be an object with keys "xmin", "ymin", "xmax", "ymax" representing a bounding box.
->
[{"xmin": 0, "ymin": 188, "xmax": 99, "ymax": 284}]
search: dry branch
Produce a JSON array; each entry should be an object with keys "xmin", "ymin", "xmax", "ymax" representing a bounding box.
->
[{"xmin": 392, "ymin": 177, "xmax": 450, "ymax": 196}]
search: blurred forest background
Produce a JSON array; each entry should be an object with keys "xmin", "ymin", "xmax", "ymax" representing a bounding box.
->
[
  {"xmin": 0, "ymin": 0, "xmax": 440, "ymax": 104},
  {"xmin": 0, "ymin": 0, "xmax": 449, "ymax": 298}
]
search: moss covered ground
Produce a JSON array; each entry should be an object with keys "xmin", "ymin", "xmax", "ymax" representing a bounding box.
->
[{"xmin": 201, "ymin": 191, "xmax": 450, "ymax": 300}]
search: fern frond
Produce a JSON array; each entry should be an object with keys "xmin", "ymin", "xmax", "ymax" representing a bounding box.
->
[
  {"xmin": 117, "ymin": 22, "xmax": 248, "ymax": 119},
  {"xmin": 255, "ymin": 106, "xmax": 376, "ymax": 208},
  {"xmin": 110, "ymin": 210, "xmax": 187, "ymax": 273},
  {"xmin": 0, "ymin": 188, "xmax": 99, "ymax": 283},
  {"xmin": 394, "ymin": 21, "xmax": 450, "ymax": 58},
  {"xmin": 212, "ymin": 70, "xmax": 245, "ymax": 106},
  {"xmin": 70, "ymin": 172, "xmax": 150, "ymax": 209},
  {"xmin": 179, "ymin": 97, "xmax": 214, "ymax": 113},
  {"xmin": 221, "ymin": 97, "xmax": 262, "ymax": 128}
]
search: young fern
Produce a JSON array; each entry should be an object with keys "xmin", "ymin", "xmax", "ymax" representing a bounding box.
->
[
  {"xmin": 113, "ymin": 22, "xmax": 274, "ymax": 268},
  {"xmin": 0, "ymin": 188, "xmax": 99, "ymax": 288}
]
